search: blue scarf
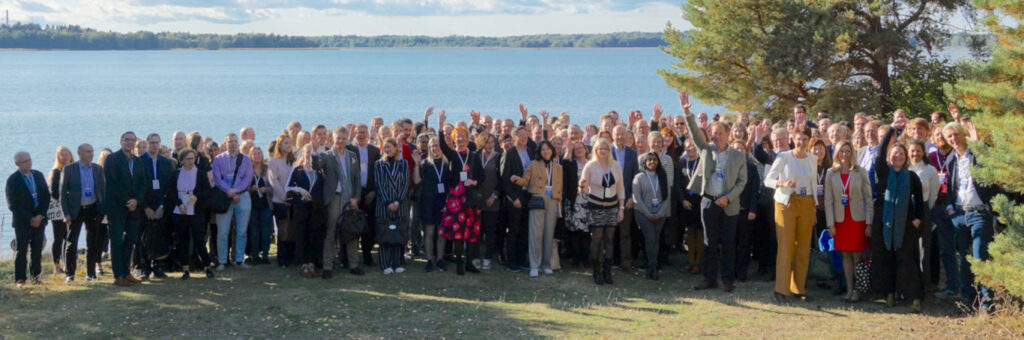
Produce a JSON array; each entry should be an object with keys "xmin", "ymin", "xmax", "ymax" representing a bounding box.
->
[{"xmin": 881, "ymin": 166, "xmax": 910, "ymax": 250}]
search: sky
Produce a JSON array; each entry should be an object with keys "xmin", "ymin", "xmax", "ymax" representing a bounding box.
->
[{"xmin": 0, "ymin": 0, "xmax": 693, "ymax": 36}]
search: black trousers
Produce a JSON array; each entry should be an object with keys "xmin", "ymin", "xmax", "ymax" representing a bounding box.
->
[
  {"xmin": 871, "ymin": 221, "xmax": 923, "ymax": 300},
  {"xmin": 359, "ymin": 197, "xmax": 376, "ymax": 264},
  {"xmin": 134, "ymin": 217, "xmax": 166, "ymax": 273},
  {"xmin": 172, "ymin": 213, "xmax": 211, "ymax": 270},
  {"xmin": 734, "ymin": 209, "xmax": 753, "ymax": 280},
  {"xmin": 700, "ymin": 197, "xmax": 738, "ymax": 285},
  {"xmin": 50, "ymin": 219, "xmax": 67, "ymax": 267},
  {"xmin": 13, "ymin": 220, "xmax": 46, "ymax": 282},
  {"xmin": 753, "ymin": 202, "xmax": 776, "ymax": 272},
  {"xmin": 481, "ymin": 210, "xmax": 499, "ymax": 260},
  {"xmin": 504, "ymin": 204, "xmax": 529, "ymax": 269},
  {"xmin": 66, "ymin": 204, "xmax": 101, "ymax": 277},
  {"xmin": 87, "ymin": 222, "xmax": 108, "ymax": 277}
]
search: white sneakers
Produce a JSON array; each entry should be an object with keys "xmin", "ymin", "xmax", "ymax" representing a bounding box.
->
[
  {"xmin": 395, "ymin": 267, "xmax": 406, "ymax": 274},
  {"xmin": 383, "ymin": 268, "xmax": 394, "ymax": 275},
  {"xmin": 471, "ymin": 259, "xmax": 482, "ymax": 268},
  {"xmin": 542, "ymin": 268, "xmax": 553, "ymax": 275},
  {"xmin": 529, "ymin": 269, "xmax": 539, "ymax": 277},
  {"xmin": 482, "ymin": 259, "xmax": 492, "ymax": 270}
]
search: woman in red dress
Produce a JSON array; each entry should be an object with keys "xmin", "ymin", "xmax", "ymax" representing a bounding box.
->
[
  {"xmin": 824, "ymin": 141, "xmax": 873, "ymax": 302},
  {"xmin": 435, "ymin": 110, "xmax": 485, "ymax": 275}
]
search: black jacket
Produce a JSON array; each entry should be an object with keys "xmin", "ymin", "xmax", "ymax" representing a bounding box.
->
[{"xmin": 6, "ymin": 170, "xmax": 51, "ymax": 226}]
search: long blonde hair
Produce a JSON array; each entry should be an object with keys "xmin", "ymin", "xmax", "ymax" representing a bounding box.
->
[
  {"xmin": 54, "ymin": 145, "xmax": 75, "ymax": 170},
  {"xmin": 830, "ymin": 141, "xmax": 860, "ymax": 172},
  {"xmin": 590, "ymin": 138, "xmax": 618, "ymax": 169}
]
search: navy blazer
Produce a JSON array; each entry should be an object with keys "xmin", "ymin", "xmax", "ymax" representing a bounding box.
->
[
  {"xmin": 945, "ymin": 148, "xmax": 999, "ymax": 211},
  {"xmin": 141, "ymin": 153, "xmax": 175, "ymax": 211},
  {"xmin": 739, "ymin": 159, "xmax": 760, "ymax": 213},
  {"xmin": 102, "ymin": 149, "xmax": 149, "ymax": 218},
  {"xmin": 6, "ymin": 170, "xmax": 51, "ymax": 226},
  {"xmin": 612, "ymin": 145, "xmax": 639, "ymax": 199},
  {"xmin": 60, "ymin": 162, "xmax": 105, "ymax": 220}
]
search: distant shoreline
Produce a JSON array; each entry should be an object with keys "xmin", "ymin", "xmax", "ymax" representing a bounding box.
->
[{"xmin": 0, "ymin": 46, "xmax": 667, "ymax": 52}]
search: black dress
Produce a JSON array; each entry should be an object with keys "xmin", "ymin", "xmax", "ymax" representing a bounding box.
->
[{"xmin": 870, "ymin": 128, "xmax": 926, "ymax": 299}]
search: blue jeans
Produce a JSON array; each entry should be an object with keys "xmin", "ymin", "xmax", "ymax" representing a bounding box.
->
[
  {"xmin": 216, "ymin": 193, "xmax": 251, "ymax": 264},
  {"xmin": 950, "ymin": 208, "xmax": 994, "ymax": 306},
  {"xmin": 248, "ymin": 206, "xmax": 273, "ymax": 260},
  {"xmin": 932, "ymin": 204, "xmax": 959, "ymax": 292}
]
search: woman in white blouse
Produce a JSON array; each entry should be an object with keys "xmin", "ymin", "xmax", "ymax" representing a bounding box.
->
[
  {"xmin": 764, "ymin": 125, "xmax": 818, "ymax": 303},
  {"xmin": 906, "ymin": 138, "xmax": 939, "ymax": 285},
  {"xmin": 166, "ymin": 148, "xmax": 215, "ymax": 280}
]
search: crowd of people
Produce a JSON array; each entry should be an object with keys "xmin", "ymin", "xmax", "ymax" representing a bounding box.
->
[{"xmin": 6, "ymin": 92, "xmax": 1005, "ymax": 313}]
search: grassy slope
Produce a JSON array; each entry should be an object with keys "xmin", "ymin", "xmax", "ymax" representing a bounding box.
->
[{"xmin": 0, "ymin": 253, "xmax": 1017, "ymax": 339}]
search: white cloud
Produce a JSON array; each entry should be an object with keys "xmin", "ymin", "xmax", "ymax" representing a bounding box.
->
[{"xmin": 0, "ymin": 0, "xmax": 690, "ymax": 35}]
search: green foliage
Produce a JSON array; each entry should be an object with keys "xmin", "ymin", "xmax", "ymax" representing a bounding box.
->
[
  {"xmin": 889, "ymin": 56, "xmax": 972, "ymax": 118},
  {"xmin": 946, "ymin": 0, "xmax": 1024, "ymax": 300},
  {"xmin": 0, "ymin": 23, "xmax": 666, "ymax": 49},
  {"xmin": 660, "ymin": 0, "xmax": 970, "ymax": 120}
]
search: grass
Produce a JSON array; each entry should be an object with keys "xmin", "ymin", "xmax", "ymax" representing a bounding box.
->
[{"xmin": 0, "ymin": 251, "xmax": 1020, "ymax": 339}]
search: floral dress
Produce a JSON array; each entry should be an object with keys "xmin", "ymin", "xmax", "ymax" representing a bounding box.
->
[{"xmin": 437, "ymin": 131, "xmax": 484, "ymax": 243}]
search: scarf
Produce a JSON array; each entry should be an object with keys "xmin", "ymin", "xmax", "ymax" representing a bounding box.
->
[{"xmin": 882, "ymin": 166, "xmax": 910, "ymax": 250}]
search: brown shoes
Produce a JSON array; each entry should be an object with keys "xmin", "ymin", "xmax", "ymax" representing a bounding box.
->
[
  {"xmin": 114, "ymin": 278, "xmax": 133, "ymax": 287},
  {"xmin": 125, "ymin": 276, "xmax": 143, "ymax": 284}
]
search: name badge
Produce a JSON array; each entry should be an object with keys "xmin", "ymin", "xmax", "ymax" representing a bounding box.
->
[
  {"xmin": 545, "ymin": 186, "xmax": 552, "ymax": 197},
  {"xmin": 460, "ymin": 172, "xmax": 468, "ymax": 182},
  {"xmin": 31, "ymin": 193, "xmax": 38, "ymax": 203},
  {"xmin": 688, "ymin": 190, "xmax": 695, "ymax": 195},
  {"xmin": 715, "ymin": 170, "xmax": 725, "ymax": 179},
  {"xmin": 360, "ymin": 163, "xmax": 368, "ymax": 172},
  {"xmin": 937, "ymin": 171, "xmax": 947, "ymax": 185},
  {"xmin": 841, "ymin": 194, "xmax": 849, "ymax": 206},
  {"xmin": 651, "ymin": 198, "xmax": 660, "ymax": 209},
  {"xmin": 437, "ymin": 184, "xmax": 445, "ymax": 194},
  {"xmin": 152, "ymin": 179, "xmax": 161, "ymax": 190},
  {"xmin": 816, "ymin": 184, "xmax": 824, "ymax": 196},
  {"xmin": 388, "ymin": 224, "xmax": 397, "ymax": 231},
  {"xmin": 226, "ymin": 178, "xmax": 234, "ymax": 185},
  {"xmin": 84, "ymin": 188, "xmax": 93, "ymax": 198},
  {"xmin": 799, "ymin": 187, "xmax": 807, "ymax": 196}
]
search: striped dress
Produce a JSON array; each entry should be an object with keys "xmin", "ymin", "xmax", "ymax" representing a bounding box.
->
[{"xmin": 373, "ymin": 158, "xmax": 410, "ymax": 225}]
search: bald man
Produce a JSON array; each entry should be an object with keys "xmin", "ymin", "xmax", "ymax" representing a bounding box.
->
[{"xmin": 60, "ymin": 144, "xmax": 106, "ymax": 282}]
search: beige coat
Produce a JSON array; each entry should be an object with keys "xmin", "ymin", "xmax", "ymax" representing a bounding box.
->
[{"xmin": 823, "ymin": 167, "xmax": 873, "ymax": 227}]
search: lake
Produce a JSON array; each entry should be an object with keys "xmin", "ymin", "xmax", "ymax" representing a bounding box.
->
[{"xmin": 0, "ymin": 48, "xmax": 707, "ymax": 257}]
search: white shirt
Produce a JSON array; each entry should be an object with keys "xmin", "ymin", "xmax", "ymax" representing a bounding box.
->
[
  {"xmin": 706, "ymin": 148, "xmax": 730, "ymax": 197},
  {"xmin": 764, "ymin": 151, "xmax": 818, "ymax": 206},
  {"xmin": 955, "ymin": 150, "xmax": 984, "ymax": 207},
  {"xmin": 909, "ymin": 161, "xmax": 939, "ymax": 209},
  {"xmin": 358, "ymin": 145, "xmax": 369, "ymax": 188}
]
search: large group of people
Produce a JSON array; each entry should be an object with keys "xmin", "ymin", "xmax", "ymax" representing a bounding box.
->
[{"xmin": 6, "ymin": 93, "xmax": 1006, "ymax": 313}]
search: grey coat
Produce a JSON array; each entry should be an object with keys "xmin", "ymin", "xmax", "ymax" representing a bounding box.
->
[
  {"xmin": 319, "ymin": 148, "xmax": 362, "ymax": 207},
  {"xmin": 682, "ymin": 113, "xmax": 748, "ymax": 216},
  {"xmin": 632, "ymin": 170, "xmax": 671, "ymax": 219}
]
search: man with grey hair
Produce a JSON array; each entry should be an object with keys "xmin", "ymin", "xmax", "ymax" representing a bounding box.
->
[
  {"xmin": 60, "ymin": 144, "xmax": 105, "ymax": 283},
  {"xmin": 320, "ymin": 125, "xmax": 364, "ymax": 278},
  {"xmin": 6, "ymin": 151, "xmax": 51, "ymax": 288},
  {"xmin": 240, "ymin": 126, "xmax": 255, "ymax": 142}
]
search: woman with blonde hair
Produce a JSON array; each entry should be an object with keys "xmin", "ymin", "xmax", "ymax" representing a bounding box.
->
[
  {"xmin": 579, "ymin": 138, "xmax": 624, "ymax": 285},
  {"xmin": 247, "ymin": 146, "xmax": 273, "ymax": 264},
  {"xmin": 49, "ymin": 145, "xmax": 75, "ymax": 275},
  {"xmin": 268, "ymin": 134, "xmax": 296, "ymax": 267},
  {"xmin": 823, "ymin": 141, "xmax": 873, "ymax": 302}
]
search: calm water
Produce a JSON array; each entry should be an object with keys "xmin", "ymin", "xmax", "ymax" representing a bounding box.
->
[{"xmin": 0, "ymin": 48, "xmax": 716, "ymax": 257}]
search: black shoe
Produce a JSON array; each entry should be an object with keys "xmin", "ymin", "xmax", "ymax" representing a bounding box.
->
[
  {"xmin": 363, "ymin": 256, "xmax": 373, "ymax": 266},
  {"xmin": 456, "ymin": 259, "xmax": 466, "ymax": 276},
  {"xmin": 322, "ymin": 270, "xmax": 333, "ymax": 279},
  {"xmin": 466, "ymin": 261, "xmax": 480, "ymax": 274},
  {"xmin": 602, "ymin": 262, "xmax": 614, "ymax": 285},
  {"xmin": 774, "ymin": 292, "xmax": 790, "ymax": 304},
  {"xmin": 650, "ymin": 269, "xmax": 660, "ymax": 281},
  {"xmin": 153, "ymin": 268, "xmax": 168, "ymax": 279},
  {"xmin": 694, "ymin": 281, "xmax": 718, "ymax": 290},
  {"xmin": 593, "ymin": 263, "xmax": 604, "ymax": 285},
  {"xmin": 424, "ymin": 260, "xmax": 435, "ymax": 272},
  {"xmin": 181, "ymin": 271, "xmax": 190, "ymax": 280},
  {"xmin": 205, "ymin": 269, "xmax": 215, "ymax": 278},
  {"xmin": 723, "ymin": 282, "xmax": 735, "ymax": 293},
  {"xmin": 349, "ymin": 267, "xmax": 365, "ymax": 276},
  {"xmin": 437, "ymin": 260, "xmax": 447, "ymax": 272}
]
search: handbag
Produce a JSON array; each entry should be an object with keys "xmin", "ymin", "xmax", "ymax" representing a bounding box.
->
[
  {"xmin": 142, "ymin": 220, "xmax": 171, "ymax": 260},
  {"xmin": 855, "ymin": 258, "xmax": 872, "ymax": 293},
  {"xmin": 206, "ymin": 154, "xmax": 244, "ymax": 214},
  {"xmin": 528, "ymin": 196, "xmax": 546, "ymax": 209},
  {"xmin": 339, "ymin": 206, "xmax": 367, "ymax": 237},
  {"xmin": 375, "ymin": 217, "xmax": 408, "ymax": 246},
  {"xmin": 464, "ymin": 187, "xmax": 487, "ymax": 210},
  {"xmin": 47, "ymin": 199, "xmax": 64, "ymax": 221}
]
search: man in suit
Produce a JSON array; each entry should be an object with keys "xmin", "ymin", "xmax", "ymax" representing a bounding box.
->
[
  {"xmin": 611, "ymin": 125, "xmax": 638, "ymax": 272},
  {"xmin": 680, "ymin": 92, "xmax": 748, "ymax": 293},
  {"xmin": 347, "ymin": 123, "xmax": 381, "ymax": 266},
  {"xmin": 60, "ymin": 144, "xmax": 105, "ymax": 283},
  {"xmin": 102, "ymin": 131, "xmax": 149, "ymax": 287},
  {"xmin": 500, "ymin": 126, "xmax": 534, "ymax": 272},
  {"xmin": 322, "ymin": 126, "xmax": 363, "ymax": 278},
  {"xmin": 137, "ymin": 133, "xmax": 175, "ymax": 279},
  {"xmin": 6, "ymin": 151, "xmax": 51, "ymax": 287}
]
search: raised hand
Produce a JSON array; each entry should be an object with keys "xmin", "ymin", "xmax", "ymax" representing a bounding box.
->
[
  {"xmin": 424, "ymin": 106, "xmax": 434, "ymax": 122},
  {"xmin": 470, "ymin": 110, "xmax": 481, "ymax": 124},
  {"xmin": 438, "ymin": 110, "xmax": 447, "ymax": 125},
  {"xmin": 539, "ymin": 109, "xmax": 549, "ymax": 122},
  {"xmin": 678, "ymin": 91, "xmax": 693, "ymax": 114},
  {"xmin": 653, "ymin": 104, "xmax": 663, "ymax": 120},
  {"xmin": 629, "ymin": 110, "xmax": 642, "ymax": 127},
  {"xmin": 892, "ymin": 116, "xmax": 908, "ymax": 129},
  {"xmin": 948, "ymin": 102, "xmax": 961, "ymax": 122},
  {"xmin": 412, "ymin": 149, "xmax": 423, "ymax": 163},
  {"xmin": 964, "ymin": 119, "xmax": 979, "ymax": 141},
  {"xmin": 519, "ymin": 103, "xmax": 528, "ymax": 120}
]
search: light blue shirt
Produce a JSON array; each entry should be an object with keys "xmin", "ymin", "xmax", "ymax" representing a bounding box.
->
[{"xmin": 79, "ymin": 162, "xmax": 97, "ymax": 206}]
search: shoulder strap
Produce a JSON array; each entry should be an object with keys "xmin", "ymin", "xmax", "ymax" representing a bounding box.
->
[{"xmin": 231, "ymin": 154, "xmax": 243, "ymax": 183}]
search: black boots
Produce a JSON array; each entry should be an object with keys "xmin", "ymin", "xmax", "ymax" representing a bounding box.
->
[
  {"xmin": 593, "ymin": 261, "xmax": 604, "ymax": 285},
  {"xmin": 456, "ymin": 257, "xmax": 466, "ymax": 275},
  {"xmin": 603, "ymin": 262, "xmax": 614, "ymax": 285}
]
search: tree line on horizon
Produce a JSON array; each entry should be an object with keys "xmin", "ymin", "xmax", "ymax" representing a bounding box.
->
[{"xmin": 0, "ymin": 22, "xmax": 990, "ymax": 50}]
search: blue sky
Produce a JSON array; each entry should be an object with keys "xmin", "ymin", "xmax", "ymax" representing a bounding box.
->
[{"xmin": 0, "ymin": 0, "xmax": 692, "ymax": 36}]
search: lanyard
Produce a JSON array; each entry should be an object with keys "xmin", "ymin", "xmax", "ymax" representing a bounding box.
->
[
  {"xmin": 546, "ymin": 163, "xmax": 553, "ymax": 186},
  {"xmin": 840, "ymin": 172, "xmax": 851, "ymax": 193},
  {"xmin": 684, "ymin": 158, "xmax": 696, "ymax": 178},
  {"xmin": 432, "ymin": 160, "xmax": 444, "ymax": 183},
  {"xmin": 817, "ymin": 168, "xmax": 826, "ymax": 184},
  {"xmin": 455, "ymin": 150, "xmax": 468, "ymax": 170},
  {"xmin": 22, "ymin": 172, "xmax": 36, "ymax": 196},
  {"xmin": 481, "ymin": 151, "xmax": 494, "ymax": 169},
  {"xmin": 646, "ymin": 172, "xmax": 659, "ymax": 197},
  {"xmin": 936, "ymin": 152, "xmax": 949, "ymax": 173},
  {"xmin": 599, "ymin": 162, "xmax": 611, "ymax": 185}
]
